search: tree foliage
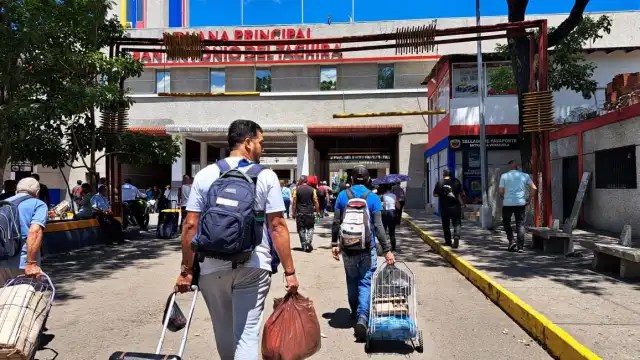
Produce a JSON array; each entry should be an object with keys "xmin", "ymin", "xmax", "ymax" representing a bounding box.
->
[
  {"xmin": 1, "ymin": 0, "xmax": 180, "ymax": 187},
  {"xmin": 502, "ymin": 0, "xmax": 611, "ymax": 172},
  {"xmin": 491, "ymin": 15, "xmax": 612, "ymax": 99}
]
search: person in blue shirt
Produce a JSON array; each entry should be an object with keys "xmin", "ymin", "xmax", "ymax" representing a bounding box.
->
[
  {"xmin": 91, "ymin": 185, "xmax": 125, "ymax": 244},
  {"xmin": 0, "ymin": 177, "xmax": 48, "ymax": 283},
  {"xmin": 331, "ymin": 165, "xmax": 395, "ymax": 342},
  {"xmin": 281, "ymin": 181, "xmax": 292, "ymax": 219},
  {"xmin": 499, "ymin": 160, "xmax": 537, "ymax": 252}
]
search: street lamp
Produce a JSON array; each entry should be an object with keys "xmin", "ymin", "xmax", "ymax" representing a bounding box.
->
[{"xmin": 476, "ymin": 0, "xmax": 492, "ymax": 229}]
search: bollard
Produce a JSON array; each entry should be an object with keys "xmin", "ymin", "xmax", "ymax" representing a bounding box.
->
[{"xmin": 552, "ymin": 219, "xmax": 560, "ymax": 230}]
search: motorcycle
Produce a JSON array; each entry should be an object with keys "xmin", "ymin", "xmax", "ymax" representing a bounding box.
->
[{"xmin": 122, "ymin": 197, "xmax": 150, "ymax": 230}]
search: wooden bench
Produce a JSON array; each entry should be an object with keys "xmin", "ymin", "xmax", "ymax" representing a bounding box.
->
[{"xmin": 530, "ymin": 227, "xmax": 573, "ymax": 255}]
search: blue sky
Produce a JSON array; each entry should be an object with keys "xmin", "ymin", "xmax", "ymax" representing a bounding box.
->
[{"xmin": 190, "ymin": 0, "xmax": 640, "ymax": 27}]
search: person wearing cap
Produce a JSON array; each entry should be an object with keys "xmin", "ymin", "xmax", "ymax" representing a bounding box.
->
[
  {"xmin": 499, "ymin": 160, "xmax": 537, "ymax": 252},
  {"xmin": 0, "ymin": 177, "xmax": 48, "ymax": 283},
  {"xmin": 92, "ymin": 184, "xmax": 125, "ymax": 244},
  {"xmin": 331, "ymin": 165, "xmax": 396, "ymax": 341}
]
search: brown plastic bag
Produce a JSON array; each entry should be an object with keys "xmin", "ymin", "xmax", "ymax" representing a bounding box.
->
[{"xmin": 262, "ymin": 293, "xmax": 321, "ymax": 360}]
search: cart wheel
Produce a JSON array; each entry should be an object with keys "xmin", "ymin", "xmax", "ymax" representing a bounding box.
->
[{"xmin": 415, "ymin": 330, "xmax": 424, "ymax": 353}]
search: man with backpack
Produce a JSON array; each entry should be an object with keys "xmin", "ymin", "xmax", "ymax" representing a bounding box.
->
[
  {"xmin": 331, "ymin": 165, "xmax": 395, "ymax": 342},
  {"xmin": 175, "ymin": 119, "xmax": 299, "ymax": 360},
  {"xmin": 433, "ymin": 169, "xmax": 465, "ymax": 248},
  {"xmin": 292, "ymin": 175, "xmax": 320, "ymax": 252},
  {"xmin": 0, "ymin": 177, "xmax": 47, "ymax": 283}
]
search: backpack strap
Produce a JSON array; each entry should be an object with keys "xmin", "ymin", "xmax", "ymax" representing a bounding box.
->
[
  {"xmin": 360, "ymin": 191, "xmax": 371, "ymax": 200},
  {"xmin": 244, "ymin": 163, "xmax": 264, "ymax": 180},
  {"xmin": 216, "ymin": 159, "xmax": 231, "ymax": 173},
  {"xmin": 346, "ymin": 188, "xmax": 354, "ymax": 200}
]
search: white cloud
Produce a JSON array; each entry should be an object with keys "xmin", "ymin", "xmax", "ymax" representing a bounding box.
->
[{"xmin": 210, "ymin": 84, "xmax": 226, "ymax": 93}]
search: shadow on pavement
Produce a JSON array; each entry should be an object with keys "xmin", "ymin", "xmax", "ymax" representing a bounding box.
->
[
  {"xmin": 322, "ymin": 308, "xmax": 353, "ymax": 329},
  {"xmin": 43, "ymin": 231, "xmax": 181, "ymax": 302},
  {"xmin": 406, "ymin": 209, "xmax": 640, "ymax": 296},
  {"xmin": 367, "ymin": 340, "xmax": 415, "ymax": 355}
]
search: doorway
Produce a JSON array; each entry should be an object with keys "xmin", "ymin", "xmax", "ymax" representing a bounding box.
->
[{"xmin": 562, "ymin": 156, "xmax": 579, "ymax": 223}]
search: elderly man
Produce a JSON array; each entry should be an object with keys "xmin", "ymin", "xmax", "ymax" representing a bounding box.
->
[{"xmin": 0, "ymin": 177, "xmax": 48, "ymax": 283}]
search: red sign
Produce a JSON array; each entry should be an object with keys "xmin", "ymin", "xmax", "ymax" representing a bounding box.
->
[{"xmin": 133, "ymin": 27, "xmax": 343, "ymax": 64}]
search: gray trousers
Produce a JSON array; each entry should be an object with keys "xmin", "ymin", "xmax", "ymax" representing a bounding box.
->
[{"xmin": 199, "ymin": 267, "xmax": 272, "ymax": 360}]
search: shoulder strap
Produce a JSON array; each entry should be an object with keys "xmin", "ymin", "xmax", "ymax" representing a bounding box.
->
[
  {"xmin": 346, "ymin": 188, "xmax": 354, "ymax": 200},
  {"xmin": 244, "ymin": 163, "xmax": 264, "ymax": 179},
  {"xmin": 216, "ymin": 159, "xmax": 231, "ymax": 173},
  {"xmin": 360, "ymin": 190, "xmax": 371, "ymax": 200},
  {"xmin": 10, "ymin": 194, "xmax": 31, "ymax": 207}
]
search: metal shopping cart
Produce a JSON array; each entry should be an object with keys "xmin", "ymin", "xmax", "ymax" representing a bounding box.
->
[
  {"xmin": 366, "ymin": 262, "xmax": 423, "ymax": 353},
  {"xmin": 0, "ymin": 273, "xmax": 55, "ymax": 360}
]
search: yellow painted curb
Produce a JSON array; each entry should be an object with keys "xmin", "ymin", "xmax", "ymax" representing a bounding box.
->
[{"xmin": 404, "ymin": 216, "xmax": 601, "ymax": 360}]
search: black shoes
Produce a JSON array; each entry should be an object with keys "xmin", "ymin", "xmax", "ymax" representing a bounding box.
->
[
  {"xmin": 354, "ymin": 316, "xmax": 368, "ymax": 341},
  {"xmin": 452, "ymin": 237, "xmax": 459, "ymax": 249}
]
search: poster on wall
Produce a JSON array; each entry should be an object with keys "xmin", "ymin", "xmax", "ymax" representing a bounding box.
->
[
  {"xmin": 462, "ymin": 149, "xmax": 482, "ymax": 204},
  {"xmin": 452, "ymin": 64, "xmax": 478, "ymax": 98},
  {"xmin": 429, "ymin": 71, "xmax": 450, "ymax": 128},
  {"xmin": 486, "ymin": 62, "xmax": 517, "ymax": 96}
]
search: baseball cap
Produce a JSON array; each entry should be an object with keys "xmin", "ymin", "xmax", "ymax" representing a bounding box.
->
[{"xmin": 353, "ymin": 165, "xmax": 369, "ymax": 181}]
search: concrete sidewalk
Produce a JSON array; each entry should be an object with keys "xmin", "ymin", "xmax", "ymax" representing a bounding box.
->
[{"xmin": 406, "ymin": 209, "xmax": 640, "ymax": 360}]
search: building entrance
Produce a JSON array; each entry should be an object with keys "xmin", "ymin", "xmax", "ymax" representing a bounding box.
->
[{"xmin": 308, "ymin": 124, "xmax": 401, "ymax": 185}]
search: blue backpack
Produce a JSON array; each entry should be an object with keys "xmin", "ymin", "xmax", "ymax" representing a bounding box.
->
[
  {"xmin": 0, "ymin": 194, "xmax": 30, "ymax": 258},
  {"xmin": 192, "ymin": 160, "xmax": 278, "ymax": 269}
]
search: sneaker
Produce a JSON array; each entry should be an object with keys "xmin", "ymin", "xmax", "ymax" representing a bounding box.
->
[
  {"xmin": 444, "ymin": 240, "xmax": 452, "ymax": 246},
  {"xmin": 354, "ymin": 317, "xmax": 368, "ymax": 341},
  {"xmin": 508, "ymin": 242, "xmax": 517, "ymax": 252},
  {"xmin": 452, "ymin": 238, "xmax": 459, "ymax": 249},
  {"xmin": 305, "ymin": 244, "xmax": 313, "ymax": 253},
  {"xmin": 517, "ymin": 246, "xmax": 524, "ymax": 253}
]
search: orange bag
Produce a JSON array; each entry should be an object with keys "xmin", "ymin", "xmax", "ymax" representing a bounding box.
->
[{"xmin": 262, "ymin": 293, "xmax": 321, "ymax": 360}]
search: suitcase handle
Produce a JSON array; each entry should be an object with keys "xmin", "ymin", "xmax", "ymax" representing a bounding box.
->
[{"xmin": 156, "ymin": 285, "xmax": 198, "ymax": 357}]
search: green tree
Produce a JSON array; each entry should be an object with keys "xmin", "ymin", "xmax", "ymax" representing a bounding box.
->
[
  {"xmin": 501, "ymin": 0, "xmax": 612, "ymax": 170},
  {"xmin": 1, "ymin": 0, "xmax": 180, "ymax": 190}
]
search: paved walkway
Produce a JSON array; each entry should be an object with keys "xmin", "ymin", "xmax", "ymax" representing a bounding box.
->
[
  {"xmin": 35, "ymin": 215, "xmax": 549, "ymax": 359},
  {"xmin": 406, "ymin": 209, "xmax": 640, "ymax": 360}
]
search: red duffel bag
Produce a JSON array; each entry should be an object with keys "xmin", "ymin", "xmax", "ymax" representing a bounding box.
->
[{"xmin": 262, "ymin": 293, "xmax": 321, "ymax": 360}]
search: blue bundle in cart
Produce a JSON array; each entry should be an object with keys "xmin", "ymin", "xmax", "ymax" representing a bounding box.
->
[{"xmin": 369, "ymin": 315, "xmax": 417, "ymax": 341}]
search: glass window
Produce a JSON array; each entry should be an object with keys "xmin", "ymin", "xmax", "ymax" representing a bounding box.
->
[
  {"xmin": 320, "ymin": 67, "xmax": 337, "ymax": 91},
  {"xmin": 156, "ymin": 70, "xmax": 170, "ymax": 93},
  {"xmin": 377, "ymin": 64, "xmax": 395, "ymax": 89},
  {"xmin": 595, "ymin": 146, "xmax": 637, "ymax": 189},
  {"xmin": 255, "ymin": 69, "xmax": 272, "ymax": 92},
  {"xmin": 210, "ymin": 69, "xmax": 226, "ymax": 93}
]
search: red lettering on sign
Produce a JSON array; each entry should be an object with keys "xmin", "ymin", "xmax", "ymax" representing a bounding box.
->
[
  {"xmin": 286, "ymin": 28, "xmax": 296, "ymax": 39},
  {"xmin": 258, "ymin": 30, "xmax": 269, "ymax": 40},
  {"xmin": 244, "ymin": 30, "xmax": 253, "ymax": 40},
  {"xmin": 229, "ymin": 46, "xmax": 242, "ymax": 61},
  {"xmin": 234, "ymin": 30, "xmax": 243, "ymax": 40},
  {"xmin": 296, "ymin": 28, "xmax": 305, "ymax": 39}
]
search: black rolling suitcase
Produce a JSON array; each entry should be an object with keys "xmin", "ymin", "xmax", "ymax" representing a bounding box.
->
[{"xmin": 109, "ymin": 286, "xmax": 199, "ymax": 360}]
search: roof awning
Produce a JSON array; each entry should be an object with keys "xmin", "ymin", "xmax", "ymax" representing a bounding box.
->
[
  {"xmin": 128, "ymin": 126, "xmax": 168, "ymax": 136},
  {"xmin": 166, "ymin": 124, "xmax": 305, "ymax": 135},
  {"xmin": 308, "ymin": 124, "xmax": 403, "ymax": 137}
]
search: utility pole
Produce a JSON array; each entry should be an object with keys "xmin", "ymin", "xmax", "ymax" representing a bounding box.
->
[
  {"xmin": 351, "ymin": 0, "xmax": 355, "ymax": 23},
  {"xmin": 241, "ymin": 0, "xmax": 244, "ymax": 26},
  {"xmin": 476, "ymin": 0, "xmax": 491, "ymax": 229},
  {"xmin": 301, "ymin": 0, "xmax": 304, "ymax": 23}
]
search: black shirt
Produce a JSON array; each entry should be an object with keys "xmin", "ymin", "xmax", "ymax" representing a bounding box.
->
[
  {"xmin": 294, "ymin": 184, "xmax": 317, "ymax": 215},
  {"xmin": 433, "ymin": 177, "xmax": 463, "ymax": 211}
]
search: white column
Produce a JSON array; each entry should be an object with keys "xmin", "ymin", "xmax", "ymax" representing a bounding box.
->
[
  {"xmin": 199, "ymin": 142, "xmax": 208, "ymax": 172},
  {"xmin": 171, "ymin": 136, "xmax": 186, "ymax": 187},
  {"xmin": 296, "ymin": 134, "xmax": 310, "ymax": 176},
  {"xmin": 290, "ymin": 168, "xmax": 294, "ymax": 182}
]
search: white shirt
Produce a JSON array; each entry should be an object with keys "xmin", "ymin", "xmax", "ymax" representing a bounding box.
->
[
  {"xmin": 382, "ymin": 193, "xmax": 397, "ymax": 211},
  {"xmin": 185, "ymin": 157, "xmax": 285, "ymax": 275},
  {"xmin": 121, "ymin": 183, "xmax": 145, "ymax": 201},
  {"xmin": 180, "ymin": 184, "xmax": 191, "ymax": 205}
]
